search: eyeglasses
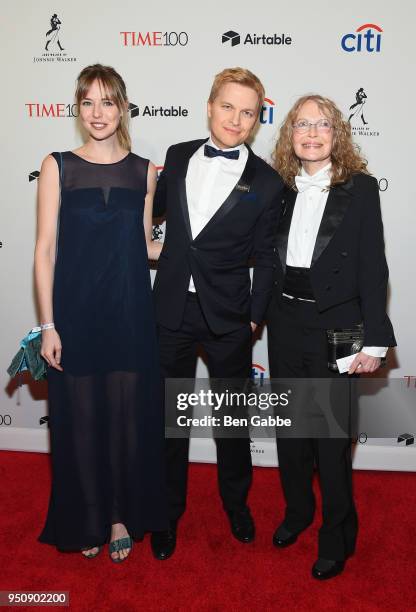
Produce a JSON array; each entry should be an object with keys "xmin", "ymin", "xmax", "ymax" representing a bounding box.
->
[{"xmin": 292, "ymin": 119, "xmax": 333, "ymax": 133}]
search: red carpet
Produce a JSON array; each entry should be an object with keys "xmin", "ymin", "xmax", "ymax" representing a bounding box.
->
[{"xmin": 1, "ymin": 451, "xmax": 415, "ymax": 611}]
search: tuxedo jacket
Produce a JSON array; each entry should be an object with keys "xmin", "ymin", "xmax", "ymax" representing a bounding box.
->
[
  {"xmin": 153, "ymin": 139, "xmax": 284, "ymax": 334},
  {"xmin": 270, "ymin": 172, "xmax": 396, "ymax": 347}
]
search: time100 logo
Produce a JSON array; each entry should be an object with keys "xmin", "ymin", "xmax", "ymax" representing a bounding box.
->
[{"xmin": 120, "ymin": 31, "xmax": 189, "ymax": 47}]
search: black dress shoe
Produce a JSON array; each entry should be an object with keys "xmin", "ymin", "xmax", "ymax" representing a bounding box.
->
[
  {"xmin": 228, "ymin": 508, "xmax": 255, "ymax": 543},
  {"xmin": 272, "ymin": 524, "xmax": 298, "ymax": 548},
  {"xmin": 150, "ymin": 520, "xmax": 177, "ymax": 560},
  {"xmin": 312, "ymin": 558, "xmax": 345, "ymax": 580}
]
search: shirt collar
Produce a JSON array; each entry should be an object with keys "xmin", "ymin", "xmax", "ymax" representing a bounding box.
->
[
  {"xmin": 300, "ymin": 162, "xmax": 332, "ymax": 179},
  {"xmin": 206, "ymin": 136, "xmax": 245, "ymax": 154}
]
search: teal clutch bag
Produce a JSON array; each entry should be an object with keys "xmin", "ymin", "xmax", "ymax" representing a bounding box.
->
[{"xmin": 7, "ymin": 327, "xmax": 48, "ymax": 381}]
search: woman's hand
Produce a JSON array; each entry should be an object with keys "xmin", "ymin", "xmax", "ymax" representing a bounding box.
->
[
  {"xmin": 143, "ymin": 161, "xmax": 163, "ymax": 260},
  {"xmin": 41, "ymin": 328, "xmax": 63, "ymax": 371},
  {"xmin": 147, "ymin": 240, "xmax": 163, "ymax": 261},
  {"xmin": 348, "ymin": 351, "xmax": 381, "ymax": 375}
]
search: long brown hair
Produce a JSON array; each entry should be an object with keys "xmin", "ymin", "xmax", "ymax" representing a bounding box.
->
[
  {"xmin": 75, "ymin": 64, "xmax": 131, "ymax": 151},
  {"xmin": 273, "ymin": 94, "xmax": 369, "ymax": 188}
]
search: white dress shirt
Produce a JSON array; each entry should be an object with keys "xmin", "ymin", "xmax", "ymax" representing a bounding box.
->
[
  {"xmin": 287, "ymin": 163, "xmax": 387, "ymax": 359},
  {"xmin": 186, "ymin": 136, "xmax": 248, "ymax": 292},
  {"xmin": 287, "ymin": 163, "xmax": 331, "ymax": 268}
]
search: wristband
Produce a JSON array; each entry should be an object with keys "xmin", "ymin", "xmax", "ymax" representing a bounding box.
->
[{"xmin": 40, "ymin": 322, "xmax": 55, "ymax": 331}]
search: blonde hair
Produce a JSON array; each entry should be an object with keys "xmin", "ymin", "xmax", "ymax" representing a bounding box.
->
[
  {"xmin": 75, "ymin": 64, "xmax": 131, "ymax": 151},
  {"xmin": 208, "ymin": 67, "xmax": 265, "ymax": 113},
  {"xmin": 273, "ymin": 94, "xmax": 369, "ymax": 188}
]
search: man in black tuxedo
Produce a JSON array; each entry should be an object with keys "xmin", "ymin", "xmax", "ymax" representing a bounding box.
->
[{"xmin": 151, "ymin": 68, "xmax": 283, "ymax": 559}]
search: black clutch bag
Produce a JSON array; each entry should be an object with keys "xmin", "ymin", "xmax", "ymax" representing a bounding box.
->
[
  {"xmin": 327, "ymin": 324, "xmax": 386, "ymax": 372},
  {"xmin": 327, "ymin": 324, "xmax": 364, "ymax": 372}
]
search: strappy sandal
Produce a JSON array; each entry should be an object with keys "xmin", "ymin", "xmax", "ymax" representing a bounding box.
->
[
  {"xmin": 109, "ymin": 536, "xmax": 133, "ymax": 563},
  {"xmin": 81, "ymin": 546, "xmax": 101, "ymax": 559}
]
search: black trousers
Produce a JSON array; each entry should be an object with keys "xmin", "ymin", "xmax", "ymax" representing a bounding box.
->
[
  {"xmin": 267, "ymin": 295, "xmax": 358, "ymax": 561},
  {"xmin": 158, "ymin": 292, "xmax": 253, "ymax": 521}
]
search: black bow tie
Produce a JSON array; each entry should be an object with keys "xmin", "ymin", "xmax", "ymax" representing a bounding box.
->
[{"xmin": 204, "ymin": 144, "xmax": 240, "ymax": 160}]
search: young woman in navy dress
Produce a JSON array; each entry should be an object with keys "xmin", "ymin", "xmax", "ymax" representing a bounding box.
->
[{"xmin": 35, "ymin": 64, "xmax": 166, "ymax": 561}]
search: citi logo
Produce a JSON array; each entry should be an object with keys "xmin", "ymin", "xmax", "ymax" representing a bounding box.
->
[
  {"xmin": 341, "ymin": 23, "xmax": 383, "ymax": 53},
  {"xmin": 260, "ymin": 98, "xmax": 275, "ymax": 124},
  {"xmin": 222, "ymin": 30, "xmax": 292, "ymax": 46},
  {"xmin": 251, "ymin": 363, "xmax": 266, "ymax": 383},
  {"xmin": 25, "ymin": 103, "xmax": 78, "ymax": 118}
]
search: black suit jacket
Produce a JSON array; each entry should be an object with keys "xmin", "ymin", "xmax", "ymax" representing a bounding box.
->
[
  {"xmin": 271, "ymin": 173, "xmax": 396, "ymax": 347},
  {"xmin": 153, "ymin": 139, "xmax": 284, "ymax": 334}
]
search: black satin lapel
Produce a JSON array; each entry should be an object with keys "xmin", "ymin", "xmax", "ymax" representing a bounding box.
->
[
  {"xmin": 177, "ymin": 177, "xmax": 192, "ymax": 240},
  {"xmin": 311, "ymin": 185, "xmax": 351, "ymax": 266},
  {"xmin": 276, "ymin": 188, "xmax": 297, "ymax": 275},
  {"xmin": 177, "ymin": 139, "xmax": 207, "ymax": 241},
  {"xmin": 195, "ymin": 148, "xmax": 257, "ymax": 240}
]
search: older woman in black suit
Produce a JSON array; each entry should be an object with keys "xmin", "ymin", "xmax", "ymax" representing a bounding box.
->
[{"xmin": 267, "ymin": 95, "xmax": 396, "ymax": 579}]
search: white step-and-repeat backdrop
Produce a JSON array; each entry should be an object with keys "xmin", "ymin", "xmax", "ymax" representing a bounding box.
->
[{"xmin": 1, "ymin": 1, "xmax": 415, "ymax": 470}]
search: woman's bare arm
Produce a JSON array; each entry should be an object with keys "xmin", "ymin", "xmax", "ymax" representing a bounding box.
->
[{"xmin": 34, "ymin": 154, "xmax": 63, "ymax": 370}]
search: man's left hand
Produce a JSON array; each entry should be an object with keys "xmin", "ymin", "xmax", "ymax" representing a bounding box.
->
[{"xmin": 348, "ymin": 351, "xmax": 381, "ymax": 375}]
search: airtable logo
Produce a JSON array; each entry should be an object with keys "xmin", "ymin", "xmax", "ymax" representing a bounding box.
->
[
  {"xmin": 221, "ymin": 30, "xmax": 292, "ymax": 46},
  {"xmin": 29, "ymin": 171, "xmax": 40, "ymax": 182},
  {"xmin": 128, "ymin": 102, "xmax": 188, "ymax": 118},
  {"xmin": 341, "ymin": 24, "xmax": 383, "ymax": 53},
  {"xmin": 222, "ymin": 31, "xmax": 240, "ymax": 46}
]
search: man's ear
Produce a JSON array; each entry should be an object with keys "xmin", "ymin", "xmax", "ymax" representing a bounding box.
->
[{"xmin": 207, "ymin": 100, "xmax": 212, "ymax": 119}]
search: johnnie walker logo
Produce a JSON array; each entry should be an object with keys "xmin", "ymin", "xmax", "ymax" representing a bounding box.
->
[
  {"xmin": 347, "ymin": 88, "xmax": 380, "ymax": 137},
  {"xmin": 33, "ymin": 13, "xmax": 77, "ymax": 63}
]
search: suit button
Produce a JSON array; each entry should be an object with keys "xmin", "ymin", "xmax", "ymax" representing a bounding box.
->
[
  {"xmin": 333, "ymin": 268, "xmax": 340, "ymax": 274},
  {"xmin": 273, "ymin": 247, "xmax": 276, "ymax": 253},
  {"xmin": 274, "ymin": 281, "xmax": 278, "ymax": 286},
  {"xmin": 341, "ymin": 251, "xmax": 348, "ymax": 257},
  {"xmin": 281, "ymin": 199, "xmax": 285, "ymax": 204},
  {"xmin": 272, "ymin": 264, "xmax": 277, "ymax": 269},
  {"xmin": 325, "ymin": 285, "xmax": 332, "ymax": 291}
]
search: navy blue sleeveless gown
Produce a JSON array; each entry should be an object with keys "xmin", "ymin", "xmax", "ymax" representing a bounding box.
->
[{"xmin": 39, "ymin": 151, "xmax": 167, "ymax": 550}]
